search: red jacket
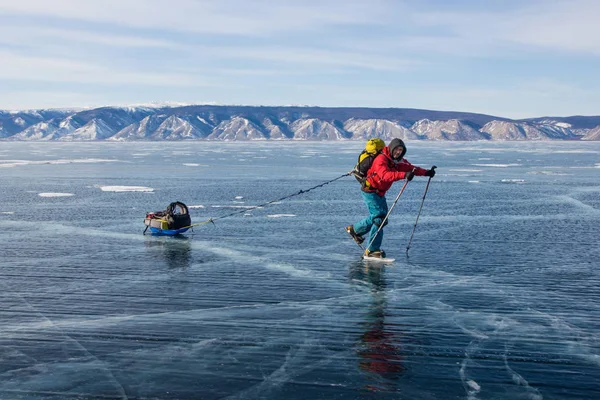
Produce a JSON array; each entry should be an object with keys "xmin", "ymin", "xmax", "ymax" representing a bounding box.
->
[{"xmin": 364, "ymin": 146, "xmax": 427, "ymax": 196}]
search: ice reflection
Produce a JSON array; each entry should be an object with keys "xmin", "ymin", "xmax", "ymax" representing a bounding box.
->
[
  {"xmin": 144, "ymin": 237, "xmax": 192, "ymax": 269},
  {"xmin": 349, "ymin": 262, "xmax": 404, "ymax": 393}
]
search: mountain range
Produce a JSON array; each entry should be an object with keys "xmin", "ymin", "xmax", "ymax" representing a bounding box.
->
[{"xmin": 1, "ymin": 105, "xmax": 599, "ymax": 141}]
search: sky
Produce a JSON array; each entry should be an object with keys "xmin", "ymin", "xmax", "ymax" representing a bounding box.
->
[{"xmin": 0, "ymin": 0, "xmax": 599, "ymax": 118}]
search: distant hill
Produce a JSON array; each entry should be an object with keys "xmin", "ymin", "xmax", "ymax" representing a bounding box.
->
[
  {"xmin": 522, "ymin": 115, "xmax": 600, "ymax": 130},
  {"xmin": 1, "ymin": 105, "xmax": 598, "ymax": 141}
]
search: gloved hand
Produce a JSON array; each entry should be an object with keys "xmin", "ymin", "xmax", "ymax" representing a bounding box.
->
[
  {"xmin": 405, "ymin": 170, "xmax": 415, "ymax": 181},
  {"xmin": 425, "ymin": 168, "xmax": 436, "ymax": 178}
]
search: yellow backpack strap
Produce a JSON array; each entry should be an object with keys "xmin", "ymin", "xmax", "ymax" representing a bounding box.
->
[{"xmin": 358, "ymin": 151, "xmax": 370, "ymax": 163}]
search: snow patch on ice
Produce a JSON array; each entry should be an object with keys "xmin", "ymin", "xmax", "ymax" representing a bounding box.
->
[
  {"xmin": 212, "ymin": 205, "xmax": 261, "ymax": 209},
  {"xmin": 446, "ymin": 174, "xmax": 477, "ymax": 177},
  {"xmin": 0, "ymin": 158, "xmax": 119, "ymax": 168},
  {"xmin": 38, "ymin": 192, "xmax": 74, "ymax": 197},
  {"xmin": 98, "ymin": 185, "xmax": 154, "ymax": 192},
  {"xmin": 188, "ymin": 205, "xmax": 205, "ymax": 209},
  {"xmin": 500, "ymin": 179, "xmax": 525, "ymax": 184},
  {"xmin": 183, "ymin": 163, "xmax": 200, "ymax": 167},
  {"xmin": 528, "ymin": 170, "xmax": 569, "ymax": 176},
  {"xmin": 472, "ymin": 163, "xmax": 522, "ymax": 168},
  {"xmin": 554, "ymin": 150, "xmax": 599, "ymax": 154},
  {"xmin": 235, "ymin": 196, "xmax": 244, "ymax": 200},
  {"xmin": 0, "ymin": 211, "xmax": 15, "ymax": 215},
  {"xmin": 468, "ymin": 181, "xmax": 480, "ymax": 184},
  {"xmin": 267, "ymin": 214, "xmax": 296, "ymax": 218}
]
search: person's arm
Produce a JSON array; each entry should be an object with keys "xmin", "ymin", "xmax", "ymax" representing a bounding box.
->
[{"xmin": 396, "ymin": 159, "xmax": 428, "ymax": 176}]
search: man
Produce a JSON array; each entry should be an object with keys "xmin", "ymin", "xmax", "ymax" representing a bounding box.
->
[{"xmin": 346, "ymin": 138, "xmax": 436, "ymax": 258}]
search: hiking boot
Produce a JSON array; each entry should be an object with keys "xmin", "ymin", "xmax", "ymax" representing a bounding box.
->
[
  {"xmin": 345, "ymin": 225, "xmax": 364, "ymax": 244},
  {"xmin": 365, "ymin": 249, "xmax": 386, "ymax": 258}
]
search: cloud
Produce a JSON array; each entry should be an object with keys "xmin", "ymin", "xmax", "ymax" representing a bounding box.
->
[
  {"xmin": 405, "ymin": 0, "xmax": 600, "ymax": 56},
  {"xmin": 498, "ymin": 1, "xmax": 600, "ymax": 55},
  {"xmin": 0, "ymin": 0, "xmax": 387, "ymax": 36},
  {"xmin": 2, "ymin": 0, "xmax": 599, "ymax": 56},
  {"xmin": 0, "ymin": 90, "xmax": 98, "ymax": 110},
  {"xmin": 0, "ymin": 49, "xmax": 211, "ymax": 86},
  {"xmin": 207, "ymin": 45, "xmax": 422, "ymax": 72},
  {"xmin": 0, "ymin": 25, "xmax": 181, "ymax": 49}
]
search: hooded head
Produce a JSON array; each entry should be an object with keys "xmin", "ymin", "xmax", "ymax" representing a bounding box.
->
[{"xmin": 388, "ymin": 138, "xmax": 407, "ymax": 161}]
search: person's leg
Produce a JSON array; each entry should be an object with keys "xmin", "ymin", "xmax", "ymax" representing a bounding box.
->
[
  {"xmin": 359, "ymin": 192, "xmax": 388, "ymax": 252},
  {"xmin": 353, "ymin": 192, "xmax": 376, "ymax": 236}
]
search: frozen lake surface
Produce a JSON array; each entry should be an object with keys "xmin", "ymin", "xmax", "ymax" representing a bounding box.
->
[{"xmin": 1, "ymin": 141, "xmax": 599, "ymax": 399}]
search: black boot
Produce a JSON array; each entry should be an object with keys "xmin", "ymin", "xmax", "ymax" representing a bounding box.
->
[{"xmin": 345, "ymin": 225, "xmax": 364, "ymax": 244}]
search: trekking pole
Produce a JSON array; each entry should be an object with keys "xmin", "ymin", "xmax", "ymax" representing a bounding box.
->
[
  {"xmin": 406, "ymin": 166, "xmax": 436, "ymax": 255},
  {"xmin": 364, "ymin": 177, "xmax": 411, "ymax": 253}
]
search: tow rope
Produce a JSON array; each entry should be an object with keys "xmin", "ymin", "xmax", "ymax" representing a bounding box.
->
[{"xmin": 193, "ymin": 172, "xmax": 352, "ymax": 225}]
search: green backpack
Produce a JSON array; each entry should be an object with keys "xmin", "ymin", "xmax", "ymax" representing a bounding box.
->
[{"xmin": 352, "ymin": 138, "xmax": 385, "ymax": 187}]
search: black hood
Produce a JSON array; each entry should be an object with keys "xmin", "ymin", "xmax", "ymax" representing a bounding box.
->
[{"xmin": 388, "ymin": 138, "xmax": 407, "ymax": 160}]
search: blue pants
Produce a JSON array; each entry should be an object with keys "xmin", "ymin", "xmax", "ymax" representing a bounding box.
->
[{"xmin": 354, "ymin": 191, "xmax": 388, "ymax": 252}]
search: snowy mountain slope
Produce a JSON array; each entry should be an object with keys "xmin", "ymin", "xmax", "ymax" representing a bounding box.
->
[
  {"xmin": 41, "ymin": 116, "xmax": 83, "ymax": 140},
  {"xmin": 582, "ymin": 125, "xmax": 600, "ymax": 141},
  {"xmin": 7, "ymin": 119, "xmax": 61, "ymax": 141},
  {"xmin": 343, "ymin": 118, "xmax": 421, "ymax": 140},
  {"xmin": 411, "ymin": 119, "xmax": 488, "ymax": 141},
  {"xmin": 208, "ymin": 117, "xmax": 266, "ymax": 140},
  {"xmin": 261, "ymin": 117, "xmax": 293, "ymax": 140},
  {"xmin": 481, "ymin": 121, "xmax": 577, "ymax": 140},
  {"xmin": 109, "ymin": 114, "xmax": 169, "ymax": 141},
  {"xmin": 290, "ymin": 118, "xmax": 347, "ymax": 140},
  {"xmin": 59, "ymin": 118, "xmax": 116, "ymax": 141},
  {"xmin": 0, "ymin": 112, "xmax": 43, "ymax": 138},
  {"xmin": 523, "ymin": 116, "xmax": 600, "ymax": 130},
  {"xmin": 150, "ymin": 115, "xmax": 208, "ymax": 140}
]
